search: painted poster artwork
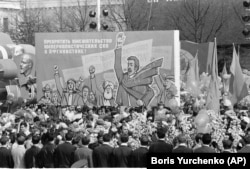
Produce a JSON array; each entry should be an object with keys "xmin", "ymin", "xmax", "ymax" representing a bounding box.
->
[{"xmin": 36, "ymin": 31, "xmax": 179, "ymax": 107}]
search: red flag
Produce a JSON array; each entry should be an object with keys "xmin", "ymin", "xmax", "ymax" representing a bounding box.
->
[
  {"xmin": 186, "ymin": 51, "xmax": 200, "ymax": 96},
  {"xmin": 222, "ymin": 62, "xmax": 227, "ymax": 77},
  {"xmin": 221, "ymin": 62, "xmax": 230, "ymax": 94},
  {"xmin": 229, "ymin": 45, "xmax": 248, "ymax": 105},
  {"xmin": 194, "ymin": 52, "xmax": 200, "ymax": 82},
  {"xmin": 181, "ymin": 41, "xmax": 214, "ymax": 74},
  {"xmin": 206, "ymin": 38, "xmax": 220, "ymax": 113}
]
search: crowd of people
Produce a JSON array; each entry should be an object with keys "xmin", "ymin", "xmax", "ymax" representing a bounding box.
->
[{"xmin": 0, "ymin": 92, "xmax": 250, "ymax": 168}]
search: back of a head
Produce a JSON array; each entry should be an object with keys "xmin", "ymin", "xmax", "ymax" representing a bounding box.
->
[
  {"xmin": 103, "ymin": 134, "xmax": 111, "ymax": 142},
  {"xmin": 195, "ymin": 133, "xmax": 203, "ymax": 143},
  {"xmin": 202, "ymin": 133, "xmax": 212, "ymax": 145},
  {"xmin": 9, "ymin": 134, "xmax": 16, "ymax": 144},
  {"xmin": 120, "ymin": 134, "xmax": 129, "ymax": 143},
  {"xmin": 244, "ymin": 135, "xmax": 250, "ymax": 144},
  {"xmin": 97, "ymin": 131, "xmax": 104, "ymax": 140},
  {"xmin": 157, "ymin": 128, "xmax": 166, "ymax": 139},
  {"xmin": 65, "ymin": 132, "xmax": 74, "ymax": 141},
  {"xmin": 0, "ymin": 136, "xmax": 9, "ymax": 145},
  {"xmin": 72, "ymin": 137, "xmax": 81, "ymax": 145},
  {"xmin": 82, "ymin": 136, "xmax": 90, "ymax": 146},
  {"xmin": 47, "ymin": 132, "xmax": 55, "ymax": 142},
  {"xmin": 140, "ymin": 136, "xmax": 149, "ymax": 146},
  {"xmin": 17, "ymin": 133, "xmax": 26, "ymax": 145},
  {"xmin": 177, "ymin": 134, "xmax": 187, "ymax": 144},
  {"xmin": 222, "ymin": 139, "xmax": 232, "ymax": 149},
  {"xmin": 32, "ymin": 135, "xmax": 41, "ymax": 145}
]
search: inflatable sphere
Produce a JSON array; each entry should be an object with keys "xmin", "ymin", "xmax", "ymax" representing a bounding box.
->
[
  {"xmin": 197, "ymin": 123, "xmax": 211, "ymax": 133},
  {"xmin": 169, "ymin": 98, "xmax": 178, "ymax": 110},
  {"xmin": 194, "ymin": 109, "xmax": 210, "ymax": 127}
]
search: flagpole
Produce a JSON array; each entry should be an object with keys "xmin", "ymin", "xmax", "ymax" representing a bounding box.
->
[
  {"xmin": 238, "ymin": 44, "xmax": 240, "ymax": 59},
  {"xmin": 214, "ymin": 37, "xmax": 218, "ymax": 77}
]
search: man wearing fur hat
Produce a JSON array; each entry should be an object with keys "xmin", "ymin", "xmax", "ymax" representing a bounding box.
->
[
  {"xmin": 38, "ymin": 84, "xmax": 52, "ymax": 105},
  {"xmin": 102, "ymin": 81, "xmax": 116, "ymax": 107},
  {"xmin": 54, "ymin": 65, "xmax": 82, "ymax": 106}
]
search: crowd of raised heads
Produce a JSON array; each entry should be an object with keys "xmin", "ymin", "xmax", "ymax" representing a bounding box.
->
[{"xmin": 0, "ymin": 97, "xmax": 250, "ymax": 168}]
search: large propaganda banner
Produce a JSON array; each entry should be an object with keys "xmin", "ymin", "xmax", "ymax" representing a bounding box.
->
[{"xmin": 36, "ymin": 31, "xmax": 180, "ymax": 107}]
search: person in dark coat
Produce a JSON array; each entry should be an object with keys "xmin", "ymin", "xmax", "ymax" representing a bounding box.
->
[
  {"xmin": 149, "ymin": 128, "xmax": 173, "ymax": 153},
  {"xmin": 37, "ymin": 132, "xmax": 56, "ymax": 168},
  {"xmin": 193, "ymin": 133, "xmax": 216, "ymax": 153},
  {"xmin": 193, "ymin": 133, "xmax": 203, "ymax": 151},
  {"xmin": 112, "ymin": 134, "xmax": 132, "ymax": 167},
  {"xmin": 221, "ymin": 139, "xmax": 233, "ymax": 153},
  {"xmin": 92, "ymin": 134, "xmax": 113, "ymax": 167},
  {"xmin": 88, "ymin": 132, "xmax": 103, "ymax": 150},
  {"xmin": 54, "ymin": 131, "xmax": 76, "ymax": 168},
  {"xmin": 131, "ymin": 136, "xmax": 148, "ymax": 167},
  {"xmin": 24, "ymin": 135, "xmax": 41, "ymax": 168},
  {"xmin": 0, "ymin": 136, "xmax": 14, "ymax": 168},
  {"xmin": 74, "ymin": 136, "xmax": 93, "ymax": 168},
  {"xmin": 238, "ymin": 135, "xmax": 250, "ymax": 153},
  {"xmin": 172, "ymin": 134, "xmax": 193, "ymax": 153}
]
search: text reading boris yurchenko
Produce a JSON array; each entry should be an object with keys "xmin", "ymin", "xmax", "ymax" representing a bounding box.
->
[{"xmin": 151, "ymin": 156, "xmax": 246, "ymax": 166}]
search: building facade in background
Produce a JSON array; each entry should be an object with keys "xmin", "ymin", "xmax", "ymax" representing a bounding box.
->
[
  {"xmin": 0, "ymin": 0, "xmax": 246, "ymax": 46},
  {"xmin": 0, "ymin": 0, "xmax": 124, "ymax": 35}
]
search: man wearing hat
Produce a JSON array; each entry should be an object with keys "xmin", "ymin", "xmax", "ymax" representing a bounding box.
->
[
  {"xmin": 39, "ymin": 84, "xmax": 52, "ymax": 105},
  {"xmin": 54, "ymin": 65, "xmax": 82, "ymax": 106},
  {"xmin": 102, "ymin": 80, "xmax": 116, "ymax": 107},
  {"xmin": 154, "ymin": 71, "xmax": 176, "ymax": 107}
]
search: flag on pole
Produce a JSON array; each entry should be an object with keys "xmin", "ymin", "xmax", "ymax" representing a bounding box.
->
[
  {"xmin": 194, "ymin": 52, "xmax": 200, "ymax": 83},
  {"xmin": 206, "ymin": 38, "xmax": 220, "ymax": 113},
  {"xmin": 221, "ymin": 62, "xmax": 230, "ymax": 94},
  {"xmin": 186, "ymin": 51, "xmax": 200, "ymax": 97},
  {"xmin": 181, "ymin": 41, "xmax": 214, "ymax": 74},
  {"xmin": 222, "ymin": 62, "xmax": 227, "ymax": 77},
  {"xmin": 229, "ymin": 45, "xmax": 248, "ymax": 105}
]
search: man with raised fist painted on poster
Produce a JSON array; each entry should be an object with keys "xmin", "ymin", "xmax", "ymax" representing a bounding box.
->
[
  {"xmin": 114, "ymin": 32, "xmax": 163, "ymax": 107},
  {"xmin": 54, "ymin": 65, "xmax": 82, "ymax": 106}
]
